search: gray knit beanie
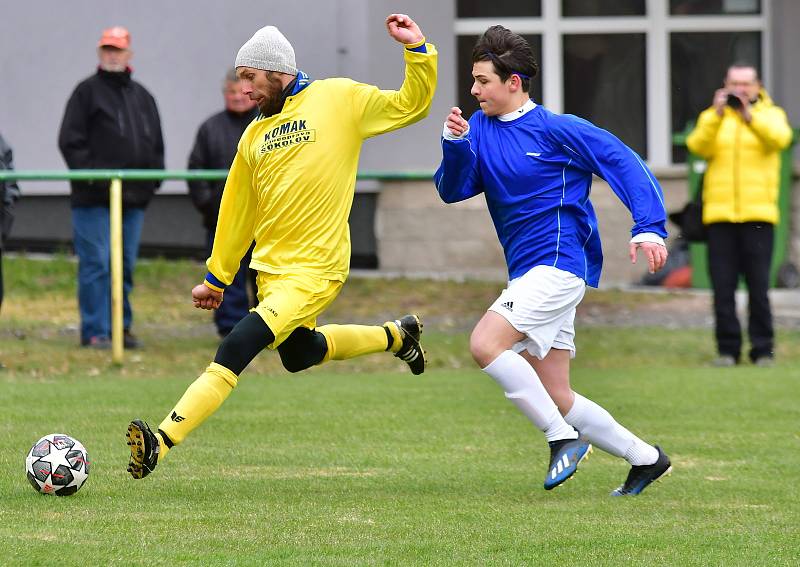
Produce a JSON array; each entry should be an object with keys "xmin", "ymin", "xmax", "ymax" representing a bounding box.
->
[{"xmin": 235, "ymin": 26, "xmax": 297, "ymax": 75}]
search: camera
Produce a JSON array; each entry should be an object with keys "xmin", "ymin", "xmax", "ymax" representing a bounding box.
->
[{"xmin": 726, "ymin": 93, "xmax": 743, "ymax": 109}]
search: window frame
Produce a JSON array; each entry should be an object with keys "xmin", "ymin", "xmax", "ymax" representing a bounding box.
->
[{"xmin": 454, "ymin": 0, "xmax": 770, "ymax": 167}]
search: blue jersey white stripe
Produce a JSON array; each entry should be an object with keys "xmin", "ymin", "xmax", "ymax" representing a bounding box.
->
[
  {"xmin": 553, "ymin": 157, "xmax": 570, "ymax": 267},
  {"xmin": 434, "ymin": 103, "xmax": 667, "ymax": 287}
]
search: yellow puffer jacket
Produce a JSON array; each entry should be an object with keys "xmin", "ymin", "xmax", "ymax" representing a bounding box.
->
[{"xmin": 686, "ymin": 89, "xmax": 792, "ymax": 224}]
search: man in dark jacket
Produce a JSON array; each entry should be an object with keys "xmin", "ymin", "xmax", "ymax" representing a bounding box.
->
[
  {"xmin": 187, "ymin": 70, "xmax": 257, "ymax": 336},
  {"xmin": 0, "ymin": 131, "xmax": 21, "ymax": 318},
  {"xmin": 58, "ymin": 26, "xmax": 164, "ymax": 349}
]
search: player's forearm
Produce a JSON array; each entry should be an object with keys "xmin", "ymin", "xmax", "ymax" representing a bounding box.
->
[
  {"xmin": 205, "ymin": 231, "xmax": 253, "ymax": 290},
  {"xmin": 435, "ymin": 139, "xmax": 482, "ymax": 204},
  {"xmin": 206, "ymin": 201, "xmax": 256, "ymax": 287},
  {"xmin": 608, "ymin": 161, "xmax": 668, "ymax": 239},
  {"xmin": 394, "ymin": 44, "xmax": 438, "ymax": 120},
  {"xmin": 204, "ymin": 152, "xmax": 257, "ymax": 287}
]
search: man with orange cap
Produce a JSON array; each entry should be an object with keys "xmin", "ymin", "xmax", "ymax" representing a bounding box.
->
[{"xmin": 58, "ymin": 26, "xmax": 164, "ymax": 350}]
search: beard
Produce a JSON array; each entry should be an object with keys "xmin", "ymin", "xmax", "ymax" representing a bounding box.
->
[
  {"xmin": 257, "ymin": 74, "xmax": 288, "ymax": 116},
  {"xmin": 258, "ymin": 93, "xmax": 284, "ymax": 117}
]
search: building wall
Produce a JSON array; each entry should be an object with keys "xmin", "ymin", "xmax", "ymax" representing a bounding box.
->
[
  {"xmin": 0, "ymin": 0, "xmax": 453, "ymax": 197},
  {"xmin": 772, "ymin": 1, "xmax": 800, "ymax": 271},
  {"xmin": 359, "ymin": 1, "xmax": 456, "ymax": 172},
  {"xmin": 772, "ymin": 0, "xmax": 800, "ymax": 146}
]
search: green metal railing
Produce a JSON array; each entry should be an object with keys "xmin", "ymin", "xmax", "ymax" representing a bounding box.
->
[
  {"xmin": 0, "ymin": 169, "xmax": 435, "ymax": 182},
  {"xmin": 0, "ymin": 169, "xmax": 434, "ymax": 363}
]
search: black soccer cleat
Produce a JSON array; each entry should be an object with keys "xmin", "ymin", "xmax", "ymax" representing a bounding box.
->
[
  {"xmin": 544, "ymin": 437, "xmax": 592, "ymax": 490},
  {"xmin": 611, "ymin": 445, "xmax": 672, "ymax": 496},
  {"xmin": 126, "ymin": 419, "xmax": 160, "ymax": 479},
  {"xmin": 391, "ymin": 314, "xmax": 426, "ymax": 375}
]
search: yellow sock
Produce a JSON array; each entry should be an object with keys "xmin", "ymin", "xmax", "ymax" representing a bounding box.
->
[
  {"xmin": 384, "ymin": 321, "xmax": 403, "ymax": 354},
  {"xmin": 157, "ymin": 362, "xmax": 239, "ymax": 455},
  {"xmin": 154, "ymin": 432, "xmax": 171, "ymax": 461},
  {"xmin": 317, "ymin": 324, "xmax": 394, "ymax": 362}
]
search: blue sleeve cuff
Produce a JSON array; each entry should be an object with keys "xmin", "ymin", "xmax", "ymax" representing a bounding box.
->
[
  {"xmin": 405, "ymin": 40, "xmax": 427, "ymax": 53},
  {"xmin": 204, "ymin": 271, "xmax": 226, "ymax": 292}
]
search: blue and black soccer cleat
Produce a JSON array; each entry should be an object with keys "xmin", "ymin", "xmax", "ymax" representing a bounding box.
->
[
  {"xmin": 126, "ymin": 419, "xmax": 160, "ymax": 479},
  {"xmin": 544, "ymin": 437, "xmax": 592, "ymax": 490},
  {"xmin": 611, "ymin": 445, "xmax": 672, "ymax": 496}
]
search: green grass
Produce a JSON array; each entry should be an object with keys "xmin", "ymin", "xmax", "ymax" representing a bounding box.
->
[{"xmin": 1, "ymin": 254, "xmax": 799, "ymax": 566}]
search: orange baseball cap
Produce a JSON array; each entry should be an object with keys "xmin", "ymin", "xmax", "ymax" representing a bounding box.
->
[{"xmin": 98, "ymin": 26, "xmax": 130, "ymax": 49}]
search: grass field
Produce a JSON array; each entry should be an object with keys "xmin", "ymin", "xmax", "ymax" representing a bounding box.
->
[{"xmin": 1, "ymin": 255, "xmax": 799, "ymax": 566}]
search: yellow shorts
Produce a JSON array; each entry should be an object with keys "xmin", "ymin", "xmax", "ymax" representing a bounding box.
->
[{"xmin": 252, "ymin": 271, "xmax": 343, "ymax": 348}]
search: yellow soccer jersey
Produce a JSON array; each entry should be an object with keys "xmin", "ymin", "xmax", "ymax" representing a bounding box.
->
[{"xmin": 205, "ymin": 44, "xmax": 437, "ymax": 289}]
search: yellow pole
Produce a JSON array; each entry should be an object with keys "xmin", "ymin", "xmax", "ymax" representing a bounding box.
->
[{"xmin": 109, "ymin": 178, "xmax": 124, "ymax": 364}]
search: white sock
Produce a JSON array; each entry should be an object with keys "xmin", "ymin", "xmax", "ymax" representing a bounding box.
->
[
  {"xmin": 564, "ymin": 392, "xmax": 658, "ymax": 465},
  {"xmin": 483, "ymin": 351, "xmax": 578, "ymax": 442}
]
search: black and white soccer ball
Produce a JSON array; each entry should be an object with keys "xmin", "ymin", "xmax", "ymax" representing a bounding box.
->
[{"xmin": 25, "ymin": 433, "xmax": 90, "ymax": 496}]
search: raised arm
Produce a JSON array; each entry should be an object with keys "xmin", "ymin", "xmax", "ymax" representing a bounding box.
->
[{"xmin": 351, "ymin": 14, "xmax": 437, "ymax": 138}]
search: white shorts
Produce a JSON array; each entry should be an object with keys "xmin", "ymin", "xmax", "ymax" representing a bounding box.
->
[{"xmin": 488, "ymin": 265, "xmax": 586, "ymax": 360}]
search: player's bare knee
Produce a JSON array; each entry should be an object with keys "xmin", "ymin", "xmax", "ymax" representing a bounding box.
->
[{"xmin": 470, "ymin": 332, "xmax": 502, "ymax": 368}]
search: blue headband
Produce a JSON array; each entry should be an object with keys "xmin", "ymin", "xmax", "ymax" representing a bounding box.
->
[{"xmin": 484, "ymin": 51, "xmax": 530, "ymax": 81}]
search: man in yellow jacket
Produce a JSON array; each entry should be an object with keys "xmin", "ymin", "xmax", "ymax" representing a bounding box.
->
[
  {"xmin": 687, "ymin": 63, "xmax": 792, "ymax": 367},
  {"xmin": 126, "ymin": 14, "xmax": 437, "ymax": 479}
]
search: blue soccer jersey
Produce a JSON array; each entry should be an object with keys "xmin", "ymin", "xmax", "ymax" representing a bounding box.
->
[{"xmin": 434, "ymin": 102, "xmax": 667, "ymax": 287}]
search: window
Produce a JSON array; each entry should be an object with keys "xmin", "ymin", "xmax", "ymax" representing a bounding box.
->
[
  {"xmin": 563, "ymin": 34, "xmax": 647, "ymax": 157},
  {"xmin": 562, "ymin": 0, "xmax": 645, "ymax": 17},
  {"xmin": 457, "ymin": 34, "xmax": 543, "ymax": 121},
  {"xmin": 457, "ymin": 0, "xmax": 541, "ymax": 18},
  {"xmin": 454, "ymin": 2, "xmax": 768, "ymax": 167},
  {"xmin": 670, "ymin": 31, "xmax": 761, "ymax": 161},
  {"xmin": 669, "ymin": 0, "xmax": 760, "ymax": 15}
]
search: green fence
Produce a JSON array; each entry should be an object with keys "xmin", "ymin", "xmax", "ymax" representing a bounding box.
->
[
  {"xmin": 0, "ymin": 169, "xmax": 434, "ymax": 182},
  {"xmin": 672, "ymin": 127, "xmax": 799, "ymax": 288}
]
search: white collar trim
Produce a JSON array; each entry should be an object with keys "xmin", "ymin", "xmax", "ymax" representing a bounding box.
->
[{"xmin": 498, "ymin": 99, "xmax": 536, "ymax": 122}]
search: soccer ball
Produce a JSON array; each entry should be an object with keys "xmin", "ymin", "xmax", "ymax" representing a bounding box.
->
[{"xmin": 25, "ymin": 433, "xmax": 90, "ymax": 496}]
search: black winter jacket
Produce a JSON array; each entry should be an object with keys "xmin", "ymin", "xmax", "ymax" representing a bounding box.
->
[
  {"xmin": 0, "ymin": 132, "xmax": 20, "ymax": 248},
  {"xmin": 187, "ymin": 108, "xmax": 257, "ymax": 231},
  {"xmin": 58, "ymin": 68, "xmax": 164, "ymax": 209}
]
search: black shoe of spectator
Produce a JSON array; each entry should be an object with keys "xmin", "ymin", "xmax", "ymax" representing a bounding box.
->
[{"xmin": 124, "ymin": 330, "xmax": 142, "ymax": 349}]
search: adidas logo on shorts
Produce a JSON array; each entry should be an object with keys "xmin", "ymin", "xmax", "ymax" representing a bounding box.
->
[{"xmin": 501, "ymin": 301, "xmax": 514, "ymax": 312}]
